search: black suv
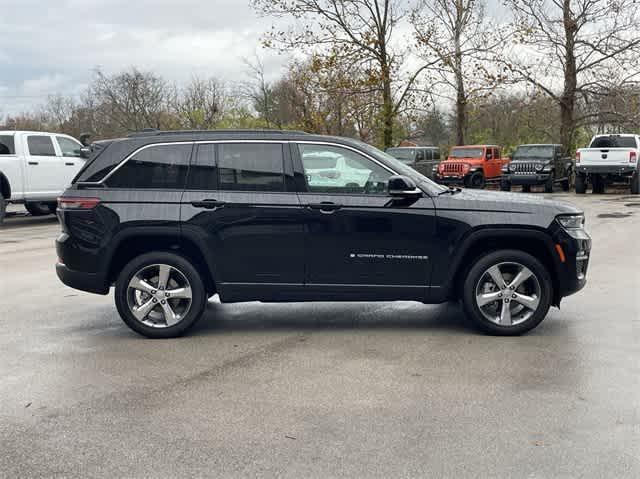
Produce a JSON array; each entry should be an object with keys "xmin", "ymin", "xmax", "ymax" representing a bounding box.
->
[
  {"xmin": 56, "ymin": 130, "xmax": 590, "ymax": 338},
  {"xmin": 501, "ymin": 144, "xmax": 573, "ymax": 193},
  {"xmin": 385, "ymin": 146, "xmax": 440, "ymax": 178}
]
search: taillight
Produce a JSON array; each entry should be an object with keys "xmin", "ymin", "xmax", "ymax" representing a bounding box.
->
[
  {"xmin": 57, "ymin": 197, "xmax": 100, "ymax": 210},
  {"xmin": 575, "ymin": 151, "xmax": 581, "ymax": 164},
  {"xmin": 630, "ymin": 151, "xmax": 637, "ymax": 163}
]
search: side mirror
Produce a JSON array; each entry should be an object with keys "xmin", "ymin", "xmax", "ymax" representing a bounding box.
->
[
  {"xmin": 388, "ymin": 175, "xmax": 421, "ymax": 197},
  {"xmin": 79, "ymin": 146, "xmax": 91, "ymax": 159}
]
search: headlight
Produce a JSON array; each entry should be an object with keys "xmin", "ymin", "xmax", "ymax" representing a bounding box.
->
[
  {"xmin": 501, "ymin": 164, "xmax": 510, "ymax": 173},
  {"xmin": 542, "ymin": 163, "xmax": 552, "ymax": 172},
  {"xmin": 557, "ymin": 214, "xmax": 585, "ymax": 229},
  {"xmin": 535, "ymin": 164, "xmax": 544, "ymax": 172}
]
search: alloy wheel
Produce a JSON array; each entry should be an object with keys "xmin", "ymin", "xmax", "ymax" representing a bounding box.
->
[
  {"xmin": 126, "ymin": 264, "xmax": 193, "ymax": 328},
  {"xmin": 474, "ymin": 261, "xmax": 542, "ymax": 326}
]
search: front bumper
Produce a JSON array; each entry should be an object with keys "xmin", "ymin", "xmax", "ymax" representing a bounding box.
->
[
  {"xmin": 434, "ymin": 174, "xmax": 466, "ymax": 185},
  {"xmin": 551, "ymin": 225, "xmax": 591, "ymax": 300},
  {"xmin": 503, "ymin": 173, "xmax": 550, "ymax": 185}
]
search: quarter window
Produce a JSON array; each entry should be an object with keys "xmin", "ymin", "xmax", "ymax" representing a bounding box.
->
[
  {"xmin": 218, "ymin": 143, "xmax": 285, "ymax": 191},
  {"xmin": 299, "ymin": 144, "xmax": 392, "ymax": 194},
  {"xmin": 105, "ymin": 144, "xmax": 191, "ymax": 189},
  {"xmin": 56, "ymin": 136, "xmax": 82, "ymax": 157},
  {"xmin": 27, "ymin": 136, "xmax": 56, "ymax": 156}
]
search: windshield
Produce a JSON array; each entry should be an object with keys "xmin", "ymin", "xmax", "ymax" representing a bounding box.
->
[
  {"xmin": 386, "ymin": 148, "xmax": 415, "ymax": 162},
  {"xmin": 351, "ymin": 140, "xmax": 447, "ymax": 194},
  {"xmin": 450, "ymin": 147, "xmax": 483, "ymax": 158},
  {"xmin": 590, "ymin": 136, "xmax": 637, "ymax": 149},
  {"xmin": 513, "ymin": 145, "xmax": 554, "ymax": 160}
]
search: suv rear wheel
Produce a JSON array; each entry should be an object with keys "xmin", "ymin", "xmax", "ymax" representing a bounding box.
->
[
  {"xmin": 461, "ymin": 250, "xmax": 552, "ymax": 335},
  {"xmin": 115, "ymin": 252, "xmax": 207, "ymax": 338}
]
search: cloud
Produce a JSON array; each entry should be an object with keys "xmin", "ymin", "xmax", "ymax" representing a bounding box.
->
[{"xmin": 0, "ymin": 0, "xmax": 290, "ymax": 114}]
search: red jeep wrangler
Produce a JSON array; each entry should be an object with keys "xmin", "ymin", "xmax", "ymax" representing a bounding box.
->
[{"xmin": 434, "ymin": 145, "xmax": 510, "ymax": 189}]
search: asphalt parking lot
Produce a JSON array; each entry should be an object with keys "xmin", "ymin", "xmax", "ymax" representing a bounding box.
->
[{"xmin": 0, "ymin": 194, "xmax": 638, "ymax": 478}]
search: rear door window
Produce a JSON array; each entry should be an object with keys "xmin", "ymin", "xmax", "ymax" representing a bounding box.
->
[
  {"xmin": 187, "ymin": 143, "xmax": 218, "ymax": 190},
  {"xmin": 0, "ymin": 135, "xmax": 15, "ymax": 155},
  {"xmin": 27, "ymin": 136, "xmax": 56, "ymax": 156},
  {"xmin": 218, "ymin": 143, "xmax": 285, "ymax": 192},
  {"xmin": 105, "ymin": 143, "xmax": 192, "ymax": 189}
]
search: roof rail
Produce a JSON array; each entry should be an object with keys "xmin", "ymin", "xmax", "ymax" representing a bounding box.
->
[{"xmin": 127, "ymin": 128, "xmax": 309, "ymax": 138}]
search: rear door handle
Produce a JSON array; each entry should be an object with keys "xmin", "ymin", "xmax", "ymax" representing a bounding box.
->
[
  {"xmin": 191, "ymin": 199, "xmax": 226, "ymax": 209},
  {"xmin": 307, "ymin": 202, "xmax": 342, "ymax": 214},
  {"xmin": 65, "ymin": 162, "xmax": 75, "ymax": 166},
  {"xmin": 28, "ymin": 161, "xmax": 39, "ymax": 165}
]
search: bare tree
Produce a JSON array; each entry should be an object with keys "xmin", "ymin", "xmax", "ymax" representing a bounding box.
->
[
  {"xmin": 505, "ymin": 0, "xmax": 640, "ymax": 153},
  {"xmin": 413, "ymin": 0, "xmax": 504, "ymax": 145},
  {"xmin": 242, "ymin": 55, "xmax": 279, "ymax": 128},
  {"xmin": 251, "ymin": 0, "xmax": 431, "ymax": 148},
  {"xmin": 172, "ymin": 77, "xmax": 230, "ymax": 129},
  {"xmin": 90, "ymin": 68, "xmax": 172, "ymax": 133}
]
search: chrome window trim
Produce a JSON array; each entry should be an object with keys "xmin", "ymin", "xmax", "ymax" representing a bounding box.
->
[{"xmin": 91, "ymin": 138, "xmax": 401, "ymax": 186}]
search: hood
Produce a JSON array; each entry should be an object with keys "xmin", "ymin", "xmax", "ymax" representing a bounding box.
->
[{"xmin": 435, "ymin": 188, "xmax": 581, "ymax": 220}]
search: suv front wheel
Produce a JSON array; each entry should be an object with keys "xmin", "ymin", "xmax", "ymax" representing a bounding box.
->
[
  {"xmin": 461, "ymin": 250, "xmax": 552, "ymax": 335},
  {"xmin": 115, "ymin": 252, "xmax": 207, "ymax": 338}
]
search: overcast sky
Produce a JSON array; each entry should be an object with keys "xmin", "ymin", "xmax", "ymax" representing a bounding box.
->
[
  {"xmin": 0, "ymin": 0, "xmax": 507, "ymax": 116},
  {"xmin": 0, "ymin": 0, "xmax": 294, "ymax": 115}
]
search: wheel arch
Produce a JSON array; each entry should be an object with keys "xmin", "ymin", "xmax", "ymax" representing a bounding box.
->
[
  {"xmin": 445, "ymin": 228, "xmax": 562, "ymax": 306},
  {"xmin": 105, "ymin": 228, "xmax": 217, "ymax": 296}
]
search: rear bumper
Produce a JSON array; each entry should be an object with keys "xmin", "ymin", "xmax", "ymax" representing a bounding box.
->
[
  {"xmin": 577, "ymin": 165, "xmax": 636, "ymax": 176},
  {"xmin": 503, "ymin": 173, "xmax": 550, "ymax": 186},
  {"xmin": 56, "ymin": 263, "xmax": 110, "ymax": 295}
]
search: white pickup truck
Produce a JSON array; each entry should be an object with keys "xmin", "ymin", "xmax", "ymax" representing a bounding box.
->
[
  {"xmin": 575, "ymin": 134, "xmax": 640, "ymax": 194},
  {"xmin": 0, "ymin": 131, "xmax": 86, "ymax": 223}
]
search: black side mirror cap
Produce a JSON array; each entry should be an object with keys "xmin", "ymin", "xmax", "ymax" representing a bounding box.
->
[
  {"xmin": 79, "ymin": 147, "xmax": 91, "ymax": 159},
  {"xmin": 388, "ymin": 175, "xmax": 422, "ymax": 197}
]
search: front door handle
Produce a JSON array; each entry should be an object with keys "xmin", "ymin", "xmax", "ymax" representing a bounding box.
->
[
  {"xmin": 65, "ymin": 162, "xmax": 75, "ymax": 166},
  {"xmin": 28, "ymin": 161, "xmax": 39, "ymax": 165},
  {"xmin": 191, "ymin": 199, "xmax": 226, "ymax": 209},
  {"xmin": 307, "ymin": 202, "xmax": 342, "ymax": 214}
]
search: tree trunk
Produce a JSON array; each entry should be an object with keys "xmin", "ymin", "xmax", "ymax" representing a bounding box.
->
[
  {"xmin": 381, "ymin": 63, "xmax": 394, "ymax": 149},
  {"xmin": 455, "ymin": 70, "xmax": 466, "ymax": 145},
  {"xmin": 560, "ymin": 0, "xmax": 577, "ymax": 155}
]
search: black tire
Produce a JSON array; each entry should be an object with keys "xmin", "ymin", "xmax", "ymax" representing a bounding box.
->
[
  {"xmin": 575, "ymin": 174, "xmax": 586, "ymax": 194},
  {"xmin": 0, "ymin": 196, "xmax": 6, "ymax": 225},
  {"xmin": 631, "ymin": 171, "xmax": 640, "ymax": 194},
  {"xmin": 561, "ymin": 178, "xmax": 570, "ymax": 192},
  {"xmin": 544, "ymin": 172, "xmax": 554, "ymax": 193},
  {"xmin": 461, "ymin": 249, "xmax": 553, "ymax": 336},
  {"xmin": 591, "ymin": 175, "xmax": 605, "ymax": 194},
  {"xmin": 500, "ymin": 179, "xmax": 511, "ymax": 192},
  {"xmin": 468, "ymin": 171, "xmax": 485, "ymax": 189},
  {"xmin": 522, "ymin": 185, "xmax": 531, "ymax": 193},
  {"xmin": 114, "ymin": 252, "xmax": 207, "ymax": 338},
  {"xmin": 25, "ymin": 202, "xmax": 53, "ymax": 216}
]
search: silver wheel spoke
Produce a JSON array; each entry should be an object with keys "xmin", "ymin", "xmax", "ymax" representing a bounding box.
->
[
  {"xmin": 160, "ymin": 301, "xmax": 178, "ymax": 326},
  {"xmin": 132, "ymin": 298, "xmax": 156, "ymax": 321},
  {"xmin": 513, "ymin": 293, "xmax": 539, "ymax": 311},
  {"xmin": 499, "ymin": 302, "xmax": 512, "ymax": 325},
  {"xmin": 476, "ymin": 291, "xmax": 502, "ymax": 307},
  {"xmin": 129, "ymin": 276, "xmax": 155, "ymax": 295},
  {"xmin": 509, "ymin": 266, "xmax": 533, "ymax": 290},
  {"xmin": 166, "ymin": 286, "xmax": 192, "ymax": 299},
  {"xmin": 157, "ymin": 264, "xmax": 171, "ymax": 289},
  {"xmin": 486, "ymin": 265, "xmax": 506, "ymax": 289}
]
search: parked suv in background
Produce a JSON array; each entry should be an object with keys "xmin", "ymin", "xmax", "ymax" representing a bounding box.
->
[
  {"xmin": 385, "ymin": 146, "xmax": 440, "ymax": 178},
  {"xmin": 56, "ymin": 130, "xmax": 590, "ymax": 338},
  {"xmin": 575, "ymin": 134, "xmax": 640, "ymax": 194},
  {"xmin": 434, "ymin": 145, "xmax": 508, "ymax": 188},
  {"xmin": 501, "ymin": 144, "xmax": 572, "ymax": 193},
  {"xmin": 0, "ymin": 131, "xmax": 85, "ymax": 223}
]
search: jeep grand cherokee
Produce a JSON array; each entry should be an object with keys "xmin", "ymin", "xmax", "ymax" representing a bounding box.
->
[{"xmin": 56, "ymin": 130, "xmax": 591, "ymax": 338}]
